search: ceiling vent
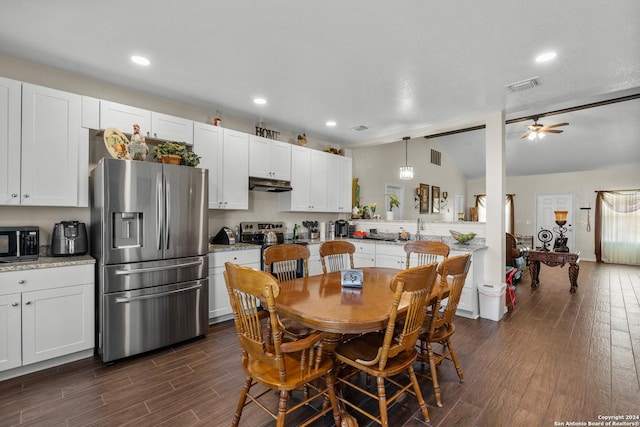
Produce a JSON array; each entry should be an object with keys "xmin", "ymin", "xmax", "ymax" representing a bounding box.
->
[
  {"xmin": 431, "ymin": 149, "xmax": 441, "ymax": 166},
  {"xmin": 505, "ymin": 77, "xmax": 539, "ymax": 93},
  {"xmin": 351, "ymin": 125, "xmax": 369, "ymax": 132}
]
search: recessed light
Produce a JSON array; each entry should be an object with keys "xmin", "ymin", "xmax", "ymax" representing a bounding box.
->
[
  {"xmin": 326, "ymin": 121, "xmax": 336, "ymax": 127},
  {"xmin": 535, "ymin": 52, "xmax": 557, "ymax": 63},
  {"xmin": 253, "ymin": 98, "xmax": 267, "ymax": 105},
  {"xmin": 131, "ymin": 55, "xmax": 150, "ymax": 66}
]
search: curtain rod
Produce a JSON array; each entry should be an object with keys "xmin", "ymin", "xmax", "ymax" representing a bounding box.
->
[
  {"xmin": 473, "ymin": 194, "xmax": 515, "ymax": 197},
  {"xmin": 594, "ymin": 189, "xmax": 640, "ymax": 192}
]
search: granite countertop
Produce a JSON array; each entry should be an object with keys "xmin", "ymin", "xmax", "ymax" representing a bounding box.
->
[
  {"xmin": 0, "ymin": 255, "xmax": 96, "ymax": 273},
  {"xmin": 209, "ymin": 242, "xmax": 261, "ymax": 253}
]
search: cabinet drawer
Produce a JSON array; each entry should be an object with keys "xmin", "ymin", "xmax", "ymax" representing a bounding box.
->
[
  {"xmin": 353, "ymin": 242, "xmax": 376, "ymax": 255},
  {"xmin": 375, "ymin": 244, "xmax": 404, "ymax": 257},
  {"xmin": 209, "ymin": 249, "xmax": 261, "ymax": 267},
  {"xmin": 1, "ymin": 264, "xmax": 94, "ymax": 294}
]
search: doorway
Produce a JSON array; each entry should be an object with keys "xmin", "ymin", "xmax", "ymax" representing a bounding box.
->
[{"xmin": 535, "ymin": 193, "xmax": 575, "ymax": 251}]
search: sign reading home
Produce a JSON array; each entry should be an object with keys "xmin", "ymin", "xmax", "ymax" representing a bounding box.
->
[{"xmin": 255, "ymin": 125, "xmax": 280, "ymax": 140}]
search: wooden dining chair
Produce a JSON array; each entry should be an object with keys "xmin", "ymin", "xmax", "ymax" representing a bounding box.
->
[
  {"xmin": 319, "ymin": 240, "xmax": 355, "ymax": 273},
  {"xmin": 334, "ymin": 262, "xmax": 439, "ymax": 426},
  {"xmin": 404, "ymin": 240, "xmax": 450, "ymax": 269},
  {"xmin": 263, "ymin": 244, "xmax": 314, "ymax": 340},
  {"xmin": 224, "ymin": 262, "xmax": 342, "ymax": 427},
  {"xmin": 417, "ymin": 253, "xmax": 471, "ymax": 407}
]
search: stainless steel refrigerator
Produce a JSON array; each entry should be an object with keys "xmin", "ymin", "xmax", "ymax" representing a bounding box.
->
[{"xmin": 90, "ymin": 158, "xmax": 208, "ymax": 363}]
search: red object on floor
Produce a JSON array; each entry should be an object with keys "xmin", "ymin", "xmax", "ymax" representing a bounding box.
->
[{"xmin": 505, "ymin": 267, "xmax": 517, "ymax": 309}]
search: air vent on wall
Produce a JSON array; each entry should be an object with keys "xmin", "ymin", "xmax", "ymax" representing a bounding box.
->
[
  {"xmin": 351, "ymin": 125, "xmax": 369, "ymax": 132},
  {"xmin": 505, "ymin": 77, "xmax": 539, "ymax": 93},
  {"xmin": 431, "ymin": 149, "xmax": 441, "ymax": 166}
]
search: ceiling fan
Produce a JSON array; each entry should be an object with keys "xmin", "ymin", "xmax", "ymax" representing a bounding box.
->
[{"xmin": 521, "ymin": 118, "xmax": 569, "ymax": 140}]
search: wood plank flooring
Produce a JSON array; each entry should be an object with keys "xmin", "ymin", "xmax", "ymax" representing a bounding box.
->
[{"xmin": 1, "ymin": 261, "xmax": 639, "ymax": 426}]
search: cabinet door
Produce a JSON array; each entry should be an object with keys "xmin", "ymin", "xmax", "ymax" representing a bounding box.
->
[
  {"xmin": 288, "ymin": 145, "xmax": 312, "ymax": 211},
  {"xmin": 337, "ymin": 156, "xmax": 352, "ymax": 212},
  {"xmin": 99, "ymin": 100, "xmax": 151, "ymax": 133},
  {"xmin": 0, "ymin": 77, "xmax": 21, "ymax": 206},
  {"xmin": 150, "ymin": 112, "xmax": 193, "ymax": 145},
  {"xmin": 221, "ymin": 129, "xmax": 249, "ymax": 210},
  {"xmin": 21, "ymin": 283, "xmax": 94, "ymax": 365},
  {"xmin": 21, "ymin": 84, "xmax": 81, "ymax": 206},
  {"xmin": 309, "ymin": 150, "xmax": 328, "ymax": 211},
  {"xmin": 353, "ymin": 242, "xmax": 376, "ymax": 268},
  {"xmin": 326, "ymin": 155, "xmax": 339, "ymax": 212},
  {"xmin": 307, "ymin": 244, "xmax": 323, "ymax": 276},
  {"xmin": 0, "ymin": 293, "xmax": 22, "ymax": 372},
  {"xmin": 270, "ymin": 140, "xmax": 292, "ymax": 181},
  {"xmin": 209, "ymin": 249, "xmax": 260, "ymax": 321},
  {"xmin": 249, "ymin": 135, "xmax": 271, "ymax": 179},
  {"xmin": 194, "ymin": 122, "xmax": 222, "ymax": 209}
]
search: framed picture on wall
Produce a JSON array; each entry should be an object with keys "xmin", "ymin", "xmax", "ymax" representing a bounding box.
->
[
  {"xmin": 419, "ymin": 183, "xmax": 429, "ymax": 213},
  {"xmin": 432, "ymin": 186, "xmax": 440, "ymax": 214}
]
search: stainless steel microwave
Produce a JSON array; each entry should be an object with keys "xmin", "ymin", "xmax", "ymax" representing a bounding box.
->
[{"xmin": 0, "ymin": 226, "xmax": 39, "ymax": 262}]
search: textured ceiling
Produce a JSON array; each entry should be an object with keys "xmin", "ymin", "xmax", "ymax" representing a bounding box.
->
[{"xmin": 0, "ymin": 0, "xmax": 638, "ymax": 177}]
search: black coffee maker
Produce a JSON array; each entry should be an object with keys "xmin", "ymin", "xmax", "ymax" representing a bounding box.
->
[{"xmin": 335, "ymin": 220, "xmax": 349, "ymax": 237}]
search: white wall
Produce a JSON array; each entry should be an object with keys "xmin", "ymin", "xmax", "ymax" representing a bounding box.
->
[
  {"xmin": 467, "ymin": 166, "xmax": 640, "ymax": 262},
  {"xmin": 351, "ymin": 138, "xmax": 468, "ymax": 221}
]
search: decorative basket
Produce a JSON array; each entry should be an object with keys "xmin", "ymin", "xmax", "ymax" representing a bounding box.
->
[
  {"xmin": 450, "ymin": 230, "xmax": 476, "ymax": 244},
  {"xmin": 159, "ymin": 154, "xmax": 182, "ymax": 165}
]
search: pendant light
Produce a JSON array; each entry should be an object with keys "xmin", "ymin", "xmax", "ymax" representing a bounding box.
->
[{"xmin": 399, "ymin": 136, "xmax": 413, "ymax": 180}]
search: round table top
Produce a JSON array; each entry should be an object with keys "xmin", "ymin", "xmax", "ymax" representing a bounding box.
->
[{"xmin": 275, "ymin": 267, "xmax": 403, "ymax": 334}]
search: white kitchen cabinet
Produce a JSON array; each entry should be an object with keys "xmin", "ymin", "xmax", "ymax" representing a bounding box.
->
[
  {"xmin": 100, "ymin": 100, "xmax": 151, "ymax": 134},
  {"xmin": 327, "ymin": 155, "xmax": 352, "ymax": 213},
  {"xmin": 450, "ymin": 248, "xmax": 486, "ymax": 319},
  {"xmin": 209, "ymin": 248, "xmax": 260, "ymax": 322},
  {"xmin": 195, "ymin": 124, "xmax": 249, "ymax": 210},
  {"xmin": 307, "ymin": 243, "xmax": 323, "ymax": 276},
  {"xmin": 375, "ymin": 243, "xmax": 406, "ymax": 269},
  {"xmin": 353, "ymin": 241, "xmax": 376, "ymax": 268},
  {"xmin": 21, "ymin": 83, "xmax": 82, "ymax": 206},
  {"xmin": 100, "ymin": 101, "xmax": 193, "ymax": 144},
  {"xmin": 280, "ymin": 145, "xmax": 328, "ymax": 212},
  {"xmin": 249, "ymin": 135, "xmax": 291, "ymax": 180},
  {"xmin": 0, "ymin": 264, "xmax": 94, "ymax": 376},
  {"xmin": 0, "ymin": 76, "xmax": 21, "ymax": 206}
]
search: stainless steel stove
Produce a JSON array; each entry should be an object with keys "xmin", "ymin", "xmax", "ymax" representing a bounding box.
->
[{"xmin": 238, "ymin": 221, "xmax": 286, "ymax": 246}]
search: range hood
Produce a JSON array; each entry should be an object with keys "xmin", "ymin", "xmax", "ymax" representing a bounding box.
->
[{"xmin": 249, "ymin": 176, "xmax": 292, "ymax": 192}]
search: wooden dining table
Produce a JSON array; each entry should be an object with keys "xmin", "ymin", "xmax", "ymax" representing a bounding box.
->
[{"xmin": 275, "ymin": 266, "xmax": 446, "ymax": 351}]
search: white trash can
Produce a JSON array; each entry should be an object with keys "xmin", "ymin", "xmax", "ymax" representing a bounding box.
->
[{"xmin": 478, "ymin": 283, "xmax": 507, "ymax": 321}]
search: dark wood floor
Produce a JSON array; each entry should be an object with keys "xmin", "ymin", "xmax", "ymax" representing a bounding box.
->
[{"xmin": 1, "ymin": 261, "xmax": 639, "ymax": 427}]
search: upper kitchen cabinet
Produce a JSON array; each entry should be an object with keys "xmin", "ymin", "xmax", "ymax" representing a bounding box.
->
[
  {"xmin": 99, "ymin": 101, "xmax": 193, "ymax": 145},
  {"xmin": 20, "ymin": 84, "xmax": 82, "ymax": 206},
  {"xmin": 249, "ymin": 135, "xmax": 291, "ymax": 181},
  {"xmin": 195, "ymin": 124, "xmax": 248, "ymax": 210},
  {"xmin": 0, "ymin": 77, "xmax": 21, "ymax": 206},
  {"xmin": 280, "ymin": 145, "xmax": 328, "ymax": 212},
  {"xmin": 327, "ymin": 154, "xmax": 352, "ymax": 213}
]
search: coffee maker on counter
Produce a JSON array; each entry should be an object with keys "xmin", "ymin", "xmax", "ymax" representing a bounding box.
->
[{"xmin": 335, "ymin": 220, "xmax": 350, "ymax": 237}]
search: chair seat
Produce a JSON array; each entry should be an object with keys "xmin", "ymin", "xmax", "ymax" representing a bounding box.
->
[
  {"xmin": 428, "ymin": 323, "xmax": 455, "ymax": 342},
  {"xmin": 244, "ymin": 352, "xmax": 334, "ymax": 391},
  {"xmin": 280, "ymin": 317, "xmax": 315, "ymax": 339},
  {"xmin": 335, "ymin": 332, "xmax": 418, "ymax": 377}
]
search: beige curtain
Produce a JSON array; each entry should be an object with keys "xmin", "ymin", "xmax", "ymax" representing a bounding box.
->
[{"xmin": 595, "ymin": 190, "xmax": 640, "ymax": 264}]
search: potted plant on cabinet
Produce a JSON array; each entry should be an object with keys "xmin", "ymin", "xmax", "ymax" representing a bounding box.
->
[
  {"xmin": 153, "ymin": 142, "xmax": 201, "ymax": 166},
  {"xmin": 385, "ymin": 193, "xmax": 400, "ymax": 220}
]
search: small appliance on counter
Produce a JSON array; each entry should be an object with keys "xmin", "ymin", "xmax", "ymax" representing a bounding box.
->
[
  {"xmin": 335, "ymin": 220, "xmax": 349, "ymax": 237},
  {"xmin": 210, "ymin": 226, "xmax": 236, "ymax": 245},
  {"xmin": 0, "ymin": 226, "xmax": 39, "ymax": 262},
  {"xmin": 302, "ymin": 221, "xmax": 319, "ymax": 239},
  {"xmin": 51, "ymin": 221, "xmax": 88, "ymax": 256}
]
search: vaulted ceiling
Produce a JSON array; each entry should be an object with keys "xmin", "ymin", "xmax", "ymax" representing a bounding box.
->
[{"xmin": 1, "ymin": 1, "xmax": 638, "ymax": 177}]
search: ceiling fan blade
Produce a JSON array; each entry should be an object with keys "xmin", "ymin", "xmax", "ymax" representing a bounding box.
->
[
  {"xmin": 545, "ymin": 122, "xmax": 569, "ymax": 129},
  {"xmin": 521, "ymin": 131, "xmax": 532, "ymax": 139},
  {"xmin": 543, "ymin": 129, "xmax": 564, "ymax": 134}
]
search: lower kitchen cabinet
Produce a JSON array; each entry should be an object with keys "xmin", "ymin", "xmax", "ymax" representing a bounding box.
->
[
  {"xmin": 353, "ymin": 241, "xmax": 376, "ymax": 268},
  {"xmin": 451, "ymin": 248, "xmax": 486, "ymax": 319},
  {"xmin": 374, "ymin": 243, "xmax": 406, "ymax": 269},
  {"xmin": 307, "ymin": 243, "xmax": 323, "ymax": 276},
  {"xmin": 208, "ymin": 248, "xmax": 260, "ymax": 323},
  {"xmin": 0, "ymin": 264, "xmax": 94, "ymax": 378}
]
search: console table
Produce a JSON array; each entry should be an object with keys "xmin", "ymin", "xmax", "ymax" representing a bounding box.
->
[{"xmin": 528, "ymin": 250, "xmax": 580, "ymax": 293}]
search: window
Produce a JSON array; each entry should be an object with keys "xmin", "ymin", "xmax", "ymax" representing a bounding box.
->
[
  {"xmin": 595, "ymin": 190, "xmax": 640, "ymax": 265},
  {"xmin": 475, "ymin": 194, "xmax": 515, "ymax": 234}
]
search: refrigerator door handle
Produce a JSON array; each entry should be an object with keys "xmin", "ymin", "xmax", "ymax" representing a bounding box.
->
[
  {"xmin": 114, "ymin": 259, "xmax": 204, "ymax": 276},
  {"xmin": 165, "ymin": 178, "xmax": 171, "ymax": 250},
  {"xmin": 156, "ymin": 173, "xmax": 163, "ymax": 250},
  {"xmin": 115, "ymin": 283, "xmax": 202, "ymax": 303}
]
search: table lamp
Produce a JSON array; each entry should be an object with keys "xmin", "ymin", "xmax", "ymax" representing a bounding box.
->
[{"xmin": 553, "ymin": 210, "xmax": 569, "ymax": 252}]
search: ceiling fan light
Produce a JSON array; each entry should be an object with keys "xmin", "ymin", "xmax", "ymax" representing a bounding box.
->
[
  {"xmin": 528, "ymin": 133, "xmax": 536, "ymax": 141},
  {"xmin": 538, "ymin": 132, "xmax": 545, "ymax": 139}
]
